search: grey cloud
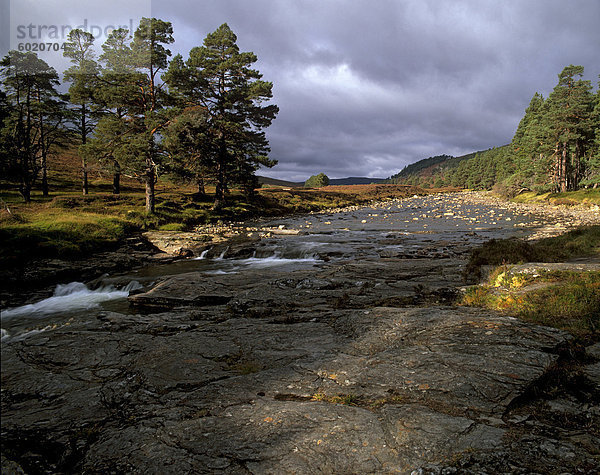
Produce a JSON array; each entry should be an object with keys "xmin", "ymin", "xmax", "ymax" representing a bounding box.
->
[{"xmin": 57, "ymin": 0, "xmax": 600, "ymax": 180}]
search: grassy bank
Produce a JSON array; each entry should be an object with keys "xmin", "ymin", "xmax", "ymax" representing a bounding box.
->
[
  {"xmin": 462, "ymin": 226, "xmax": 600, "ymax": 342},
  {"xmin": 510, "ymin": 189, "xmax": 600, "ymax": 206},
  {"xmin": 464, "ymin": 225, "xmax": 600, "ymax": 280},
  {"xmin": 0, "ymin": 184, "xmax": 424, "ymax": 268}
]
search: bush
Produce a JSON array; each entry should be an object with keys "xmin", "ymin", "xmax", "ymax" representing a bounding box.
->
[{"xmin": 304, "ymin": 173, "xmax": 330, "ymax": 188}]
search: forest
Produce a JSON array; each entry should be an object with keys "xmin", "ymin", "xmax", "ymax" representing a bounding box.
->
[
  {"xmin": 388, "ymin": 65, "xmax": 600, "ymax": 195},
  {"xmin": 0, "ymin": 19, "xmax": 278, "ymax": 212}
]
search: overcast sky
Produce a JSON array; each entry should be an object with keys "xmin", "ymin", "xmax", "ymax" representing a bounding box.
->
[{"xmin": 3, "ymin": 0, "xmax": 600, "ymax": 181}]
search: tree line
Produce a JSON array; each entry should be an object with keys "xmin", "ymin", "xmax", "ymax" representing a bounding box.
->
[
  {"xmin": 388, "ymin": 65, "xmax": 600, "ymax": 194},
  {"xmin": 0, "ymin": 19, "xmax": 278, "ymax": 212}
]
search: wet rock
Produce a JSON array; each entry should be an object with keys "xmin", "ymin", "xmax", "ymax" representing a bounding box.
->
[
  {"xmin": 128, "ymin": 272, "xmax": 234, "ymax": 309},
  {"xmin": 3, "ymin": 191, "xmax": 599, "ymax": 472}
]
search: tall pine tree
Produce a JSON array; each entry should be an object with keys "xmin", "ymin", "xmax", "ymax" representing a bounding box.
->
[
  {"xmin": 165, "ymin": 23, "xmax": 278, "ymax": 209},
  {"xmin": 63, "ymin": 29, "xmax": 101, "ymax": 195},
  {"xmin": 0, "ymin": 51, "xmax": 66, "ymax": 201},
  {"xmin": 544, "ymin": 65, "xmax": 594, "ymax": 192}
]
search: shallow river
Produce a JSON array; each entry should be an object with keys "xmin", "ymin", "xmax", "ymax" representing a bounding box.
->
[{"xmin": 0, "ymin": 194, "xmax": 549, "ymax": 342}]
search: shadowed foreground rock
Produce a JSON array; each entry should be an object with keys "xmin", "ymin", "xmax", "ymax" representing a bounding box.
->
[{"xmin": 3, "ymin": 258, "xmax": 598, "ymax": 473}]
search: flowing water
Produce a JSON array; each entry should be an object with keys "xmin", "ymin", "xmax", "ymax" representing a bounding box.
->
[{"xmin": 1, "ymin": 195, "xmax": 548, "ymax": 342}]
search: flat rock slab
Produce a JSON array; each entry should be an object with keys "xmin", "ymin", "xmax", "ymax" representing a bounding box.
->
[{"xmin": 1, "ymin": 301, "xmax": 571, "ymax": 473}]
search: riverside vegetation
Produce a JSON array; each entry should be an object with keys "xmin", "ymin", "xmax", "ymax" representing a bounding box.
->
[{"xmin": 462, "ymin": 225, "xmax": 600, "ymax": 342}]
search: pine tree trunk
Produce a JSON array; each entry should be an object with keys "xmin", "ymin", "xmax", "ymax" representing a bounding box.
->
[
  {"xmin": 552, "ymin": 144, "xmax": 560, "ymax": 192},
  {"xmin": 39, "ymin": 98, "xmax": 48, "ymax": 197},
  {"xmin": 213, "ymin": 181, "xmax": 224, "ymax": 210},
  {"xmin": 82, "ymin": 163, "xmax": 89, "ymax": 195},
  {"xmin": 81, "ymin": 105, "xmax": 88, "ymax": 195},
  {"xmin": 560, "ymin": 144, "xmax": 568, "ymax": 192},
  {"xmin": 145, "ymin": 170, "xmax": 156, "ymax": 214},
  {"xmin": 41, "ymin": 155, "xmax": 48, "ymax": 196},
  {"xmin": 20, "ymin": 181, "xmax": 32, "ymax": 203},
  {"xmin": 573, "ymin": 141, "xmax": 581, "ymax": 191},
  {"xmin": 112, "ymin": 160, "xmax": 121, "ymax": 195},
  {"xmin": 112, "ymin": 173, "xmax": 120, "ymax": 195},
  {"xmin": 197, "ymin": 176, "xmax": 205, "ymax": 196}
]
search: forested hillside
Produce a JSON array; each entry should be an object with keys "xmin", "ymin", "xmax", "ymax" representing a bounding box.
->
[{"xmin": 387, "ymin": 65, "xmax": 599, "ymax": 195}]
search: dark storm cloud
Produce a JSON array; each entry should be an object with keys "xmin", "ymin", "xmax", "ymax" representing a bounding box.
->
[{"xmin": 156, "ymin": 0, "xmax": 600, "ymax": 181}]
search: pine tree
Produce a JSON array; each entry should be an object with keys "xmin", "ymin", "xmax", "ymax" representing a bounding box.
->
[
  {"xmin": 581, "ymin": 78, "xmax": 600, "ymax": 187},
  {"xmin": 511, "ymin": 92, "xmax": 550, "ymax": 190},
  {"xmin": 85, "ymin": 19, "xmax": 174, "ymax": 211},
  {"xmin": 544, "ymin": 65, "xmax": 594, "ymax": 192},
  {"xmin": 63, "ymin": 29, "xmax": 101, "ymax": 195},
  {"xmin": 0, "ymin": 51, "xmax": 66, "ymax": 201},
  {"xmin": 163, "ymin": 105, "xmax": 213, "ymax": 197},
  {"xmin": 93, "ymin": 27, "xmax": 138, "ymax": 195},
  {"xmin": 166, "ymin": 23, "xmax": 278, "ymax": 209}
]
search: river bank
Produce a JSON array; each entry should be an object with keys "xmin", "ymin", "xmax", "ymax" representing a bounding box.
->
[{"xmin": 2, "ymin": 190, "xmax": 599, "ymax": 473}]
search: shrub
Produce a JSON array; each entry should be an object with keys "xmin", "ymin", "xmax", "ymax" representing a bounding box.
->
[{"xmin": 304, "ymin": 173, "xmax": 330, "ymax": 188}]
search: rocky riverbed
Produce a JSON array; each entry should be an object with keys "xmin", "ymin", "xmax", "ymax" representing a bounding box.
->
[{"xmin": 1, "ymin": 192, "xmax": 599, "ymax": 473}]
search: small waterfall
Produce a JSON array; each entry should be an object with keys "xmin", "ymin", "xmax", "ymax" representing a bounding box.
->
[
  {"xmin": 216, "ymin": 247, "xmax": 229, "ymax": 260},
  {"xmin": 1, "ymin": 281, "xmax": 143, "ymax": 320},
  {"xmin": 194, "ymin": 248, "xmax": 211, "ymax": 260}
]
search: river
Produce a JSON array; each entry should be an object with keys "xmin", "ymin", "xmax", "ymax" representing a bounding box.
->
[{"xmin": 1, "ymin": 193, "xmax": 545, "ymax": 342}]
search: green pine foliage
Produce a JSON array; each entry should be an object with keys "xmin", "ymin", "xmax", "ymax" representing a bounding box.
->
[
  {"xmin": 0, "ymin": 51, "xmax": 67, "ymax": 201},
  {"xmin": 63, "ymin": 28, "xmax": 101, "ymax": 195},
  {"xmin": 164, "ymin": 23, "xmax": 278, "ymax": 209},
  {"xmin": 387, "ymin": 65, "xmax": 599, "ymax": 196}
]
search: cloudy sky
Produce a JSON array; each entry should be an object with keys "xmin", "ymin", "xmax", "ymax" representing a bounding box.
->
[{"xmin": 3, "ymin": 0, "xmax": 600, "ymax": 181}]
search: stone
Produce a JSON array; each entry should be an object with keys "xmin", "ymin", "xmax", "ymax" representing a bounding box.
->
[{"xmin": 3, "ymin": 191, "xmax": 600, "ymax": 473}]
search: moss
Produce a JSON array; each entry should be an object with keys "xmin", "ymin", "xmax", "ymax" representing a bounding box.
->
[
  {"xmin": 0, "ymin": 214, "xmax": 135, "ymax": 265},
  {"xmin": 512, "ymin": 189, "xmax": 600, "ymax": 205},
  {"xmin": 461, "ymin": 270, "xmax": 600, "ymax": 342},
  {"xmin": 311, "ymin": 393, "xmax": 362, "ymax": 406},
  {"xmin": 158, "ymin": 223, "xmax": 187, "ymax": 231}
]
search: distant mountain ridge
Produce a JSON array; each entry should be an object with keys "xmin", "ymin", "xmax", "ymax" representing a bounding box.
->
[
  {"xmin": 328, "ymin": 177, "xmax": 386, "ymax": 185},
  {"xmin": 385, "ymin": 146, "xmax": 511, "ymax": 189},
  {"xmin": 257, "ymin": 176, "xmax": 386, "ymax": 187},
  {"xmin": 257, "ymin": 176, "xmax": 302, "ymax": 187}
]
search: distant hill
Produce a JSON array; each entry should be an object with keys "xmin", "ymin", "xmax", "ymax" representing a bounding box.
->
[
  {"xmin": 258, "ymin": 176, "xmax": 386, "ymax": 187},
  {"xmin": 257, "ymin": 176, "xmax": 303, "ymax": 188},
  {"xmin": 385, "ymin": 146, "xmax": 511, "ymax": 190},
  {"xmin": 328, "ymin": 177, "xmax": 386, "ymax": 185}
]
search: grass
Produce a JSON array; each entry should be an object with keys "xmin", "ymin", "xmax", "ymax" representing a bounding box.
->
[
  {"xmin": 464, "ymin": 225, "xmax": 600, "ymax": 280},
  {"xmin": 463, "ymin": 227, "xmax": 600, "ymax": 341},
  {"xmin": 0, "ymin": 210, "xmax": 134, "ymax": 266},
  {"xmin": 511, "ymin": 189, "xmax": 600, "ymax": 206},
  {"xmin": 462, "ymin": 271, "xmax": 600, "ymax": 342},
  {"xmin": 462, "ymin": 224, "xmax": 600, "ymax": 342}
]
